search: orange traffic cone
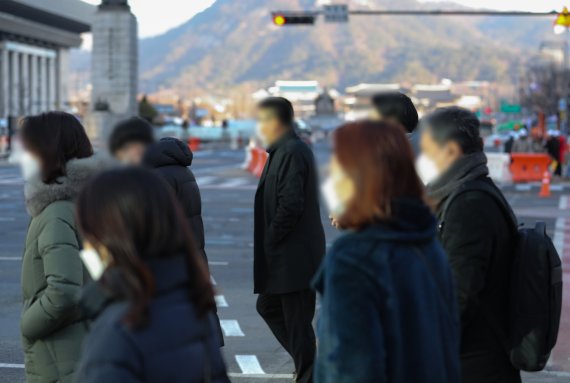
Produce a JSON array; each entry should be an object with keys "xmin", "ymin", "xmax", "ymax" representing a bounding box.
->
[{"xmin": 539, "ymin": 171, "xmax": 551, "ymax": 198}]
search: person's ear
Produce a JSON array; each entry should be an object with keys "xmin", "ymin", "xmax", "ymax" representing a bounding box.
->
[{"xmin": 447, "ymin": 141, "xmax": 463, "ymax": 161}]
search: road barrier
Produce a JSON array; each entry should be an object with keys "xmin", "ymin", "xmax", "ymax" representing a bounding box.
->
[
  {"xmin": 244, "ymin": 146, "xmax": 268, "ymax": 178},
  {"xmin": 486, "ymin": 153, "xmax": 512, "ymax": 184},
  {"xmin": 188, "ymin": 137, "xmax": 201, "ymax": 152},
  {"xmin": 510, "ymin": 153, "xmax": 552, "ymax": 183}
]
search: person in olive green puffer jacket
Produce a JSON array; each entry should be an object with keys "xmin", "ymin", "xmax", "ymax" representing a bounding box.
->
[{"xmin": 18, "ymin": 112, "xmax": 105, "ymax": 383}]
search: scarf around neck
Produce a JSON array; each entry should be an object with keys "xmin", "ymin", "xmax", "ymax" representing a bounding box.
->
[{"xmin": 427, "ymin": 151, "xmax": 489, "ymax": 206}]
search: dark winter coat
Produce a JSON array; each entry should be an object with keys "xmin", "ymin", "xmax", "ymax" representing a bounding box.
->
[
  {"xmin": 144, "ymin": 138, "xmax": 205, "ymax": 256},
  {"xmin": 313, "ymin": 199, "xmax": 461, "ymax": 383},
  {"xmin": 436, "ymin": 176, "xmax": 521, "ymax": 383},
  {"xmin": 21, "ymin": 156, "xmax": 108, "ymax": 383},
  {"xmin": 254, "ymin": 130, "xmax": 325, "ymax": 294},
  {"xmin": 75, "ymin": 256, "xmax": 230, "ymax": 383}
]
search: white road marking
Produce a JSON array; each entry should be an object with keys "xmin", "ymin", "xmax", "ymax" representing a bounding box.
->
[
  {"xmin": 197, "ymin": 176, "xmax": 218, "ymax": 186},
  {"xmin": 217, "ymin": 178, "xmax": 249, "ymax": 189},
  {"xmin": 220, "ymin": 320, "xmax": 245, "ymax": 337},
  {"xmin": 551, "ymin": 185, "xmax": 564, "ymax": 192},
  {"xmin": 0, "ymin": 363, "xmax": 24, "ymax": 368},
  {"xmin": 554, "ymin": 219, "xmax": 565, "ymax": 258},
  {"xmin": 210, "ymin": 275, "xmax": 216, "ymax": 285},
  {"xmin": 208, "ymin": 261, "xmax": 229, "ymax": 266},
  {"xmin": 515, "ymin": 184, "xmax": 532, "ymax": 192},
  {"xmin": 215, "ymin": 295, "xmax": 228, "ymax": 308},
  {"xmin": 560, "ymin": 195, "xmax": 568, "ymax": 210},
  {"xmin": 235, "ymin": 355, "xmax": 265, "ymax": 375},
  {"xmin": 0, "ymin": 257, "xmax": 20, "ymax": 261},
  {"xmin": 228, "ymin": 373, "xmax": 293, "ymax": 379}
]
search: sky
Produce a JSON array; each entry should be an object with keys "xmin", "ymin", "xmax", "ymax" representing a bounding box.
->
[{"xmin": 82, "ymin": 0, "xmax": 568, "ymax": 38}]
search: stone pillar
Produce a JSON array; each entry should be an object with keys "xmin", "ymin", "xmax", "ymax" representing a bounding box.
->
[
  {"xmin": 30, "ymin": 55, "xmax": 39, "ymax": 115},
  {"xmin": 21, "ymin": 53, "xmax": 30, "ymax": 116},
  {"xmin": 87, "ymin": 1, "xmax": 138, "ymax": 145},
  {"xmin": 48, "ymin": 57, "xmax": 57, "ymax": 111},
  {"xmin": 0, "ymin": 47, "xmax": 8, "ymax": 119},
  {"xmin": 39, "ymin": 56, "xmax": 48, "ymax": 113},
  {"xmin": 57, "ymin": 49, "xmax": 69, "ymax": 110},
  {"xmin": 10, "ymin": 51, "xmax": 20, "ymax": 117}
]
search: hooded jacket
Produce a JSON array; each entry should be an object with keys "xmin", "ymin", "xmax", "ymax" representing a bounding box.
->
[
  {"xmin": 21, "ymin": 155, "xmax": 107, "ymax": 383},
  {"xmin": 144, "ymin": 138, "xmax": 205, "ymax": 256},
  {"xmin": 313, "ymin": 199, "xmax": 461, "ymax": 383}
]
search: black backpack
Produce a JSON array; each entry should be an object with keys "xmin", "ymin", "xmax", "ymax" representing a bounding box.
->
[{"xmin": 440, "ymin": 179, "xmax": 563, "ymax": 372}]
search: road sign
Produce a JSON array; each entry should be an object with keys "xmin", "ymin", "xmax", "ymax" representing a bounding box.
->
[
  {"xmin": 500, "ymin": 103, "xmax": 522, "ymax": 114},
  {"xmin": 323, "ymin": 4, "xmax": 349, "ymax": 23}
]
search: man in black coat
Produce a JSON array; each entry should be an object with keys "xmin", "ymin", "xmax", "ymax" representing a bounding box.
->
[
  {"xmin": 420, "ymin": 107, "xmax": 520, "ymax": 383},
  {"xmin": 254, "ymin": 97, "xmax": 325, "ymax": 383}
]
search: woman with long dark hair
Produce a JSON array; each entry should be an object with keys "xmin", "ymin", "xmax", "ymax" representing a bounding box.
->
[
  {"xmin": 314, "ymin": 121, "xmax": 460, "ymax": 383},
  {"xmin": 74, "ymin": 168, "xmax": 229, "ymax": 383},
  {"xmin": 19, "ymin": 111, "xmax": 99, "ymax": 383}
]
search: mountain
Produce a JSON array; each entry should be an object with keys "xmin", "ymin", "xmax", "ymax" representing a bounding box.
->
[{"xmin": 73, "ymin": 0, "xmax": 563, "ymax": 95}]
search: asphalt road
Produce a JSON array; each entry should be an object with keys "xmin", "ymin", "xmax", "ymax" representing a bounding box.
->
[{"xmin": 1, "ymin": 144, "xmax": 570, "ymax": 382}]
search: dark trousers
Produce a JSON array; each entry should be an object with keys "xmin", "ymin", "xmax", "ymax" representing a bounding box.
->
[{"xmin": 256, "ymin": 290, "xmax": 316, "ymax": 383}]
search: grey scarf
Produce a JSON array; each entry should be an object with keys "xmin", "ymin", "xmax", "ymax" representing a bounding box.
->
[{"xmin": 427, "ymin": 151, "xmax": 489, "ymax": 206}]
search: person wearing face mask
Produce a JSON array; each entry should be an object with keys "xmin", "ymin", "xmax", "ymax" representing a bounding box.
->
[
  {"xmin": 18, "ymin": 112, "xmax": 103, "ymax": 383},
  {"xmin": 314, "ymin": 120, "xmax": 460, "ymax": 383},
  {"xmin": 420, "ymin": 107, "xmax": 520, "ymax": 383},
  {"xmin": 74, "ymin": 168, "xmax": 229, "ymax": 383},
  {"xmin": 329, "ymin": 91, "xmax": 419, "ymax": 230},
  {"xmin": 254, "ymin": 97, "xmax": 325, "ymax": 383}
]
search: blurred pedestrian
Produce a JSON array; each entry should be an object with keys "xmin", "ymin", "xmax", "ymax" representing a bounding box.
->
[
  {"xmin": 74, "ymin": 168, "xmax": 229, "ymax": 383},
  {"xmin": 546, "ymin": 130, "xmax": 562, "ymax": 176},
  {"xmin": 511, "ymin": 128, "xmax": 532, "ymax": 153},
  {"xmin": 330, "ymin": 91, "xmax": 420, "ymax": 229},
  {"xmin": 110, "ymin": 117, "xmax": 224, "ymax": 345},
  {"xmin": 254, "ymin": 97, "xmax": 325, "ymax": 383},
  {"xmin": 314, "ymin": 120, "xmax": 460, "ymax": 383},
  {"xmin": 371, "ymin": 91, "xmax": 419, "ymax": 153},
  {"xmin": 420, "ymin": 107, "xmax": 521, "ymax": 383},
  {"xmin": 108, "ymin": 116, "xmax": 155, "ymax": 165},
  {"xmin": 19, "ymin": 112, "xmax": 100, "ymax": 383}
]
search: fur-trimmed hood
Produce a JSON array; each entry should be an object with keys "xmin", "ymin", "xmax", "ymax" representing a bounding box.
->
[{"xmin": 24, "ymin": 155, "xmax": 113, "ymax": 217}]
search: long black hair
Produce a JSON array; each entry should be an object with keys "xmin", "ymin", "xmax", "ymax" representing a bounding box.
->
[
  {"xmin": 19, "ymin": 111, "xmax": 93, "ymax": 184},
  {"xmin": 76, "ymin": 168, "xmax": 215, "ymax": 328}
]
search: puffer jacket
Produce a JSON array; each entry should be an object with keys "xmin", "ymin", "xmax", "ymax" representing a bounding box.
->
[
  {"xmin": 21, "ymin": 155, "xmax": 107, "ymax": 383},
  {"xmin": 144, "ymin": 138, "xmax": 205, "ymax": 256},
  {"xmin": 75, "ymin": 256, "xmax": 230, "ymax": 383}
]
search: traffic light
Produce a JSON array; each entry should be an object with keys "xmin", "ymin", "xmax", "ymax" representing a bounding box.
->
[{"xmin": 272, "ymin": 12, "xmax": 316, "ymax": 26}]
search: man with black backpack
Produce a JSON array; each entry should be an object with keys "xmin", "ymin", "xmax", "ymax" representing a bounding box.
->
[{"xmin": 418, "ymin": 107, "xmax": 562, "ymax": 383}]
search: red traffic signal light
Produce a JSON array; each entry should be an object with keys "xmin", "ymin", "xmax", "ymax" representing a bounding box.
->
[{"xmin": 272, "ymin": 12, "xmax": 316, "ymax": 26}]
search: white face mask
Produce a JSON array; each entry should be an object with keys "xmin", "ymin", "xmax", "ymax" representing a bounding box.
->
[
  {"xmin": 20, "ymin": 151, "xmax": 40, "ymax": 181},
  {"xmin": 416, "ymin": 153, "xmax": 440, "ymax": 185},
  {"xmin": 79, "ymin": 248, "xmax": 106, "ymax": 280},
  {"xmin": 321, "ymin": 176, "xmax": 346, "ymax": 217}
]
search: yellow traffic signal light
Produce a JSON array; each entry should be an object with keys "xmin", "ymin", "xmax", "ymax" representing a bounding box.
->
[
  {"xmin": 271, "ymin": 12, "xmax": 316, "ymax": 26},
  {"xmin": 554, "ymin": 6, "xmax": 570, "ymax": 33},
  {"xmin": 273, "ymin": 14, "xmax": 286, "ymax": 26}
]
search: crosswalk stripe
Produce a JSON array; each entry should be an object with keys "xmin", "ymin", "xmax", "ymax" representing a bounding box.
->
[
  {"xmin": 217, "ymin": 178, "xmax": 249, "ymax": 188},
  {"xmin": 197, "ymin": 176, "xmax": 218, "ymax": 186},
  {"xmin": 235, "ymin": 355, "xmax": 265, "ymax": 375},
  {"xmin": 215, "ymin": 295, "xmax": 228, "ymax": 308},
  {"xmin": 228, "ymin": 373, "xmax": 293, "ymax": 379},
  {"xmin": 220, "ymin": 320, "xmax": 245, "ymax": 336},
  {"xmin": 0, "ymin": 363, "xmax": 24, "ymax": 368}
]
